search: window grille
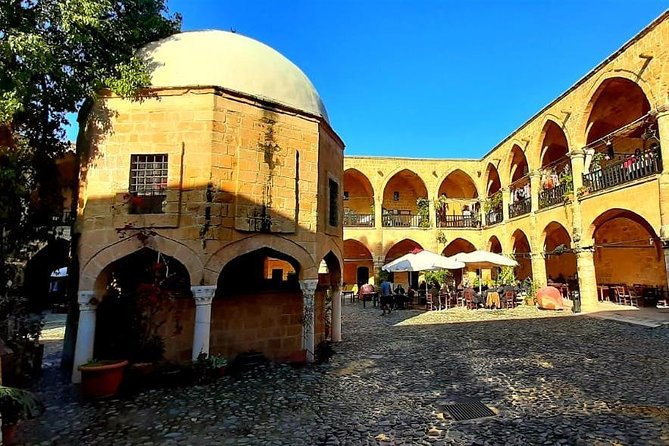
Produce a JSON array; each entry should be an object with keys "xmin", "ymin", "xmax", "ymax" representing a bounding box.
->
[
  {"xmin": 329, "ymin": 179, "xmax": 339, "ymax": 226},
  {"xmin": 128, "ymin": 154, "xmax": 168, "ymax": 214}
]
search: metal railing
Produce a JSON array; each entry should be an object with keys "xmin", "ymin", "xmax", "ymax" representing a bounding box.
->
[
  {"xmin": 582, "ymin": 147, "xmax": 662, "ymax": 194},
  {"xmin": 538, "ymin": 183, "xmax": 567, "ymax": 209},
  {"xmin": 382, "ymin": 214, "xmax": 428, "ymax": 228},
  {"xmin": 343, "ymin": 213, "xmax": 374, "ymax": 227},
  {"xmin": 485, "ymin": 208, "xmax": 503, "ymax": 226},
  {"xmin": 436, "ymin": 214, "xmax": 480, "ymax": 228},
  {"xmin": 509, "ymin": 197, "xmax": 531, "ymax": 218}
]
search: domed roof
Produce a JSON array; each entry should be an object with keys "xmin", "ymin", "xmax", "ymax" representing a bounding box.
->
[{"xmin": 140, "ymin": 30, "xmax": 329, "ymax": 122}]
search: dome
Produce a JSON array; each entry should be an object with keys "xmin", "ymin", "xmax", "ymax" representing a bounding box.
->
[{"xmin": 140, "ymin": 30, "xmax": 329, "ymax": 122}]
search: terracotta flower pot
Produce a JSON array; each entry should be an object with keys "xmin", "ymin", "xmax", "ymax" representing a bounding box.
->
[{"xmin": 78, "ymin": 359, "xmax": 128, "ymax": 399}]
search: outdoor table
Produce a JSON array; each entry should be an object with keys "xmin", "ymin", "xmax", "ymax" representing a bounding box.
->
[
  {"xmin": 342, "ymin": 290, "xmax": 355, "ymax": 303},
  {"xmin": 486, "ymin": 291, "xmax": 501, "ymax": 308},
  {"xmin": 597, "ymin": 285, "xmax": 610, "ymax": 301},
  {"xmin": 360, "ymin": 292, "xmax": 375, "ymax": 308}
]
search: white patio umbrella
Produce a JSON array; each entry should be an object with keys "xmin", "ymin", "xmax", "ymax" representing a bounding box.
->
[
  {"xmin": 452, "ymin": 250, "xmax": 518, "ymax": 292},
  {"xmin": 382, "ymin": 248, "xmax": 465, "ymax": 272}
]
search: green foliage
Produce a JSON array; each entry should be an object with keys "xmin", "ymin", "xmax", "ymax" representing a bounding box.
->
[
  {"xmin": 377, "ymin": 268, "xmax": 390, "ymax": 284},
  {"xmin": 191, "ymin": 352, "xmax": 227, "ymax": 384},
  {"xmin": 484, "ymin": 192, "xmax": 502, "ymax": 213},
  {"xmin": 497, "ymin": 266, "xmax": 516, "ymax": 285},
  {"xmin": 0, "ymin": 0, "xmax": 181, "ymax": 277},
  {"xmin": 416, "ymin": 198, "xmax": 430, "ymax": 227},
  {"xmin": 0, "ymin": 385, "xmax": 43, "ymax": 425},
  {"xmin": 424, "ymin": 269, "xmax": 452, "ymax": 288}
]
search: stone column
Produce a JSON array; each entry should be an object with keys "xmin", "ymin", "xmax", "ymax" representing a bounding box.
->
[
  {"xmin": 569, "ymin": 149, "xmax": 585, "ymax": 192},
  {"xmin": 655, "ymin": 111, "xmax": 669, "ymax": 239},
  {"xmin": 191, "ymin": 285, "xmax": 216, "ymax": 360},
  {"xmin": 374, "ymin": 195, "xmax": 383, "ymax": 229},
  {"xmin": 299, "ymin": 279, "xmax": 318, "ymax": 363},
  {"xmin": 71, "ymin": 291, "xmax": 97, "ymax": 383},
  {"xmin": 529, "ymin": 171, "xmax": 541, "ymax": 213},
  {"xmin": 427, "ymin": 193, "xmax": 436, "ymax": 228},
  {"xmin": 501, "ymin": 187, "xmax": 510, "ymax": 222},
  {"xmin": 530, "ymin": 253, "xmax": 547, "ymax": 288},
  {"xmin": 575, "ymin": 248, "xmax": 598, "ymax": 311},
  {"xmin": 331, "ymin": 281, "xmax": 342, "ymax": 342}
]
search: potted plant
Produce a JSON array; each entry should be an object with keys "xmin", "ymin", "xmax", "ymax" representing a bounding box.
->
[
  {"xmin": 78, "ymin": 358, "xmax": 129, "ymax": 399},
  {"xmin": 0, "ymin": 385, "xmax": 43, "ymax": 444}
]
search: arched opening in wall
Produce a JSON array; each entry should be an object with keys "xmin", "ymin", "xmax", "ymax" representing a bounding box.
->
[
  {"xmin": 442, "ymin": 238, "xmax": 475, "ymax": 286},
  {"xmin": 538, "ymin": 121, "xmax": 571, "ymax": 209},
  {"xmin": 23, "ymin": 238, "xmax": 70, "ymax": 313},
  {"xmin": 591, "ymin": 209, "xmax": 666, "ymax": 306},
  {"xmin": 382, "ymin": 169, "xmax": 428, "ymax": 228},
  {"xmin": 213, "ymin": 248, "xmax": 302, "ymax": 361},
  {"xmin": 94, "ymin": 248, "xmax": 193, "ymax": 364},
  {"xmin": 511, "ymin": 229, "xmax": 532, "ymax": 280},
  {"xmin": 508, "ymin": 145, "xmax": 531, "ymax": 218},
  {"xmin": 437, "ymin": 169, "xmax": 479, "ymax": 228},
  {"xmin": 385, "ymin": 239, "xmax": 423, "ymax": 288},
  {"xmin": 343, "ymin": 239, "xmax": 373, "ymax": 287},
  {"xmin": 543, "ymin": 222, "xmax": 577, "ymax": 290},
  {"xmin": 488, "ymin": 236, "xmax": 502, "ymax": 254},
  {"xmin": 583, "ymin": 78, "xmax": 660, "ymax": 192},
  {"xmin": 484, "ymin": 163, "xmax": 502, "ymax": 225},
  {"xmin": 317, "ymin": 251, "xmax": 342, "ymax": 342},
  {"xmin": 343, "ymin": 168, "xmax": 375, "ymax": 227}
]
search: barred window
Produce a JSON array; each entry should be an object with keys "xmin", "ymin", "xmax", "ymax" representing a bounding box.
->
[
  {"xmin": 329, "ymin": 179, "xmax": 338, "ymax": 226},
  {"xmin": 128, "ymin": 154, "xmax": 167, "ymax": 214}
]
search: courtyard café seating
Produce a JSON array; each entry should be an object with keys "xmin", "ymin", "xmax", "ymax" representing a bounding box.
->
[{"xmin": 597, "ymin": 283, "xmax": 666, "ymax": 307}]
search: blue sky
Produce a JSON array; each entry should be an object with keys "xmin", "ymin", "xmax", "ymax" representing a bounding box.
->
[{"xmin": 100, "ymin": 1, "xmax": 668, "ymax": 158}]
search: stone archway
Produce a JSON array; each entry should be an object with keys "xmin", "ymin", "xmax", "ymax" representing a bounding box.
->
[
  {"xmin": 442, "ymin": 238, "xmax": 475, "ymax": 286},
  {"xmin": 384, "ymin": 239, "xmax": 423, "ymax": 288},
  {"xmin": 212, "ymin": 247, "xmax": 305, "ymax": 362},
  {"xmin": 542, "ymin": 221, "xmax": 577, "ymax": 284},
  {"xmin": 511, "ymin": 229, "xmax": 532, "ymax": 280},
  {"xmin": 343, "ymin": 239, "xmax": 373, "ymax": 287},
  {"xmin": 381, "ymin": 169, "xmax": 428, "ymax": 228},
  {"xmin": 344, "ymin": 168, "xmax": 375, "ymax": 226}
]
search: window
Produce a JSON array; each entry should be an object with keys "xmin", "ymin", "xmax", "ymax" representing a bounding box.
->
[
  {"xmin": 343, "ymin": 191, "xmax": 349, "ymax": 201},
  {"xmin": 393, "ymin": 191, "xmax": 400, "ymax": 201},
  {"xmin": 128, "ymin": 154, "xmax": 168, "ymax": 214},
  {"xmin": 329, "ymin": 179, "xmax": 339, "ymax": 226}
]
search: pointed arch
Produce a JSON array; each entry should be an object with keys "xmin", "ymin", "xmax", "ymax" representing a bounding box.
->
[
  {"xmin": 511, "ymin": 229, "xmax": 532, "ymax": 280},
  {"xmin": 343, "ymin": 168, "xmax": 375, "ymax": 216},
  {"xmin": 441, "ymin": 238, "xmax": 476, "ymax": 257},
  {"xmin": 80, "ymin": 233, "xmax": 202, "ymax": 291},
  {"xmin": 507, "ymin": 144, "xmax": 529, "ymax": 185},
  {"xmin": 487, "ymin": 236, "xmax": 502, "ymax": 254},
  {"xmin": 204, "ymin": 234, "xmax": 317, "ymax": 285},
  {"xmin": 539, "ymin": 119, "xmax": 570, "ymax": 169},
  {"xmin": 384, "ymin": 239, "xmax": 423, "ymax": 264},
  {"xmin": 542, "ymin": 221, "xmax": 576, "ymax": 283},
  {"xmin": 438, "ymin": 168, "xmax": 479, "ymax": 198},
  {"xmin": 484, "ymin": 163, "xmax": 502, "ymax": 197}
]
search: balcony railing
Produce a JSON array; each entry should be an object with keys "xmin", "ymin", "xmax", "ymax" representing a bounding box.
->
[
  {"xmin": 382, "ymin": 214, "xmax": 428, "ymax": 228},
  {"xmin": 539, "ymin": 183, "xmax": 567, "ymax": 209},
  {"xmin": 436, "ymin": 214, "xmax": 480, "ymax": 228},
  {"xmin": 582, "ymin": 147, "xmax": 662, "ymax": 194},
  {"xmin": 509, "ymin": 197, "xmax": 531, "ymax": 218},
  {"xmin": 51, "ymin": 209, "xmax": 74, "ymax": 225},
  {"xmin": 485, "ymin": 208, "xmax": 503, "ymax": 226},
  {"xmin": 343, "ymin": 213, "xmax": 374, "ymax": 227}
]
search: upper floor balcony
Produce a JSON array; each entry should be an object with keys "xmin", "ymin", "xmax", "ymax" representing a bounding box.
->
[
  {"xmin": 582, "ymin": 146, "xmax": 662, "ymax": 194},
  {"xmin": 343, "ymin": 212, "xmax": 374, "ymax": 227},
  {"xmin": 509, "ymin": 197, "xmax": 531, "ymax": 219}
]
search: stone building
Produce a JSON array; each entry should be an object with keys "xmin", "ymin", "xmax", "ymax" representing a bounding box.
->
[
  {"xmin": 71, "ymin": 31, "xmax": 344, "ymax": 382},
  {"xmin": 343, "ymin": 11, "xmax": 669, "ymax": 311}
]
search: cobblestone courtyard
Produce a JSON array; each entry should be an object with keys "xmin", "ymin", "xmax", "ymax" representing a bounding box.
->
[{"xmin": 18, "ymin": 304, "xmax": 669, "ymax": 445}]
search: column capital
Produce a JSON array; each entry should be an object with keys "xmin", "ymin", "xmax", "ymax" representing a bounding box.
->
[
  {"xmin": 299, "ymin": 279, "xmax": 318, "ymax": 296},
  {"xmin": 574, "ymin": 246, "xmax": 595, "ymax": 255},
  {"xmin": 530, "ymin": 252, "xmax": 545, "ymax": 260},
  {"xmin": 191, "ymin": 285, "xmax": 216, "ymax": 305},
  {"xmin": 77, "ymin": 291, "xmax": 97, "ymax": 310},
  {"xmin": 529, "ymin": 170, "xmax": 542, "ymax": 179},
  {"xmin": 568, "ymin": 149, "xmax": 586, "ymax": 160}
]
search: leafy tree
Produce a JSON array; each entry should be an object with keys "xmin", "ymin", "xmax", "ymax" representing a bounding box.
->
[{"xmin": 0, "ymin": 0, "xmax": 181, "ymax": 368}]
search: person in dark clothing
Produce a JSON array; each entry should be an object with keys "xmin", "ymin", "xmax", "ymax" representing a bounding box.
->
[{"xmin": 380, "ymin": 279, "xmax": 392, "ymax": 315}]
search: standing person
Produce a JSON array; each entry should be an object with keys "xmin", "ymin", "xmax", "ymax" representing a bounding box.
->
[{"xmin": 380, "ymin": 278, "xmax": 392, "ymax": 315}]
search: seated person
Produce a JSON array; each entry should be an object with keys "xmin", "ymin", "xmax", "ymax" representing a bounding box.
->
[{"xmin": 394, "ymin": 284, "xmax": 405, "ymax": 295}]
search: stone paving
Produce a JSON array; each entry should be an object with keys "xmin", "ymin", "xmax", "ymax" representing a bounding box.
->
[{"xmin": 16, "ymin": 303, "xmax": 669, "ymax": 445}]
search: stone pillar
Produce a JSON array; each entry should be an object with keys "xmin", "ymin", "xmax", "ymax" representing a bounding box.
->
[
  {"xmin": 374, "ymin": 195, "xmax": 383, "ymax": 229},
  {"xmin": 71, "ymin": 291, "xmax": 97, "ymax": 383},
  {"xmin": 427, "ymin": 193, "xmax": 436, "ymax": 228},
  {"xmin": 662, "ymin": 246, "xmax": 669, "ymax": 294},
  {"xmin": 530, "ymin": 253, "xmax": 547, "ymax": 288},
  {"xmin": 299, "ymin": 279, "xmax": 318, "ymax": 363},
  {"xmin": 569, "ymin": 149, "xmax": 585, "ymax": 192},
  {"xmin": 331, "ymin": 281, "xmax": 342, "ymax": 342},
  {"xmin": 575, "ymin": 248, "xmax": 598, "ymax": 311},
  {"xmin": 501, "ymin": 187, "xmax": 510, "ymax": 222},
  {"xmin": 529, "ymin": 171, "xmax": 541, "ymax": 213},
  {"xmin": 191, "ymin": 286, "xmax": 216, "ymax": 360},
  {"xmin": 656, "ymin": 110, "xmax": 669, "ymax": 173},
  {"xmin": 655, "ymin": 111, "xmax": 669, "ymax": 239}
]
